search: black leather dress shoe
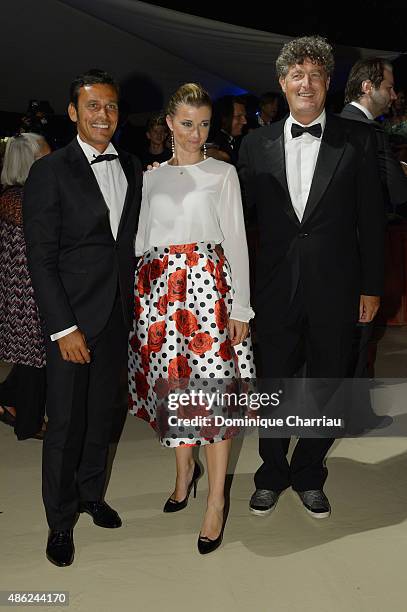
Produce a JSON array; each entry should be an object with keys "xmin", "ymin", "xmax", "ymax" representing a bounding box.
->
[
  {"xmin": 80, "ymin": 501, "xmax": 122, "ymax": 528},
  {"xmin": 46, "ymin": 530, "xmax": 74, "ymax": 567}
]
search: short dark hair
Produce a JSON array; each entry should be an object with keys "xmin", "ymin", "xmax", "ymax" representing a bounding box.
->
[
  {"xmin": 69, "ymin": 69, "xmax": 119, "ymax": 108},
  {"xmin": 344, "ymin": 57, "xmax": 393, "ymax": 104},
  {"xmin": 213, "ymin": 95, "xmax": 246, "ymax": 134},
  {"xmin": 146, "ymin": 112, "xmax": 167, "ymax": 132}
]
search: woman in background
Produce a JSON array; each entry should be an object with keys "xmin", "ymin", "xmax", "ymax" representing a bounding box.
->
[{"xmin": 0, "ymin": 133, "xmax": 50, "ymax": 439}]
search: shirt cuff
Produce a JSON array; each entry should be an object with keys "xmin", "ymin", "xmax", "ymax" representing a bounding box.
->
[
  {"xmin": 51, "ymin": 325, "xmax": 78, "ymax": 341},
  {"xmin": 230, "ymin": 304, "xmax": 255, "ymax": 323}
]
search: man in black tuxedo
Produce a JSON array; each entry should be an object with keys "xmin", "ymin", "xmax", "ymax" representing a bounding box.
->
[
  {"xmin": 341, "ymin": 57, "xmax": 407, "ymax": 216},
  {"xmin": 24, "ymin": 70, "xmax": 142, "ymax": 566},
  {"xmin": 238, "ymin": 37, "xmax": 385, "ymax": 518},
  {"xmin": 341, "ymin": 58, "xmax": 407, "ymax": 383}
]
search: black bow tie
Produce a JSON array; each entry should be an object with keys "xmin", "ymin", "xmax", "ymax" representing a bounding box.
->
[
  {"xmin": 90, "ymin": 153, "xmax": 118, "ymax": 165},
  {"xmin": 291, "ymin": 123, "xmax": 322, "ymax": 139}
]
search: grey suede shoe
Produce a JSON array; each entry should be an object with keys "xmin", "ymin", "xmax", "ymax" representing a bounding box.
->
[
  {"xmin": 249, "ymin": 489, "xmax": 281, "ymax": 516},
  {"xmin": 296, "ymin": 490, "xmax": 331, "ymax": 518}
]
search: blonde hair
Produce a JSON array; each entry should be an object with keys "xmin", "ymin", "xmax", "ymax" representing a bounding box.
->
[
  {"xmin": 1, "ymin": 133, "xmax": 44, "ymax": 187},
  {"xmin": 166, "ymin": 83, "xmax": 212, "ymax": 116}
]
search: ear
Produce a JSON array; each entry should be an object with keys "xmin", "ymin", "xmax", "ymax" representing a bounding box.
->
[
  {"xmin": 326, "ymin": 76, "xmax": 331, "ymax": 91},
  {"xmin": 166, "ymin": 115, "xmax": 173, "ymax": 131},
  {"xmin": 279, "ymin": 76, "xmax": 287, "ymax": 95},
  {"xmin": 68, "ymin": 102, "xmax": 78, "ymax": 123},
  {"xmin": 361, "ymin": 79, "xmax": 372, "ymax": 95}
]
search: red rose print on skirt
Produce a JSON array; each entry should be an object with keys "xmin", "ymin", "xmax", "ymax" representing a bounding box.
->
[
  {"xmin": 215, "ymin": 298, "xmax": 228, "ymax": 331},
  {"xmin": 168, "ymin": 269, "xmax": 187, "ymax": 302},
  {"xmin": 135, "ymin": 371, "xmax": 149, "ymax": 400},
  {"xmin": 188, "ymin": 332, "xmax": 214, "ymax": 355},
  {"xmin": 130, "ymin": 334, "xmax": 141, "ymax": 352},
  {"xmin": 204, "ymin": 259, "xmax": 215, "ymax": 275},
  {"xmin": 137, "ymin": 263, "xmax": 151, "ymax": 297},
  {"xmin": 157, "ymin": 294, "xmax": 168, "ymax": 316},
  {"xmin": 200, "ymin": 421, "xmax": 221, "ymax": 440},
  {"xmin": 178, "ymin": 397, "xmax": 208, "ymax": 419},
  {"xmin": 168, "ymin": 355, "xmax": 192, "ymax": 390},
  {"xmin": 148, "ymin": 321, "xmax": 166, "ymax": 353},
  {"xmin": 224, "ymin": 425, "xmax": 241, "ymax": 439},
  {"xmin": 186, "ymin": 252, "xmax": 200, "ymax": 267},
  {"xmin": 150, "ymin": 258, "xmax": 165, "ymax": 280},
  {"xmin": 215, "ymin": 261, "xmax": 229, "ymax": 295},
  {"xmin": 134, "ymin": 296, "xmax": 144, "ymax": 320},
  {"xmin": 170, "ymin": 244, "xmax": 196, "ymax": 254},
  {"xmin": 216, "ymin": 338, "xmax": 233, "ymax": 361},
  {"xmin": 171, "ymin": 309, "xmax": 199, "ymax": 336},
  {"xmin": 141, "ymin": 344, "xmax": 150, "ymax": 374},
  {"xmin": 154, "ymin": 377, "xmax": 170, "ymax": 399}
]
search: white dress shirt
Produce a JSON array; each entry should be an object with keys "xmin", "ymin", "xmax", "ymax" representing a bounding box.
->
[
  {"xmin": 136, "ymin": 157, "xmax": 254, "ymax": 322},
  {"xmin": 350, "ymin": 100, "xmax": 374, "ymax": 120},
  {"xmin": 284, "ymin": 110, "xmax": 326, "ymax": 221},
  {"xmin": 51, "ymin": 136, "xmax": 128, "ymax": 341}
]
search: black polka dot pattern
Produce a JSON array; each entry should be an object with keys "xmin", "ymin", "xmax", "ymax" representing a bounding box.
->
[{"xmin": 128, "ymin": 243, "xmax": 255, "ymax": 447}]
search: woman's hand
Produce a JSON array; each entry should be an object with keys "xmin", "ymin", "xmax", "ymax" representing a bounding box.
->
[{"xmin": 227, "ymin": 319, "xmax": 249, "ymax": 346}]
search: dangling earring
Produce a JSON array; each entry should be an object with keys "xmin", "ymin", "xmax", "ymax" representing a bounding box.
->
[
  {"xmin": 203, "ymin": 142, "xmax": 207, "ymax": 160},
  {"xmin": 171, "ymin": 132, "xmax": 175, "ymax": 156}
]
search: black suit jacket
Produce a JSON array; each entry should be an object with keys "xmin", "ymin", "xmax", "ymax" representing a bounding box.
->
[
  {"xmin": 340, "ymin": 103, "xmax": 407, "ymax": 209},
  {"xmin": 238, "ymin": 113, "xmax": 385, "ymax": 330},
  {"xmin": 23, "ymin": 138, "xmax": 142, "ymax": 338}
]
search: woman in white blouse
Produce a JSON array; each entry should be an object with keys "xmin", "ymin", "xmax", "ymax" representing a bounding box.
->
[{"xmin": 128, "ymin": 83, "xmax": 255, "ymax": 554}]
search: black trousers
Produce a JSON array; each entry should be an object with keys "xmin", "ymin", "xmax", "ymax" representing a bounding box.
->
[
  {"xmin": 43, "ymin": 295, "xmax": 128, "ymax": 530},
  {"xmin": 255, "ymin": 316, "xmax": 355, "ymax": 492},
  {"xmin": 0, "ymin": 364, "xmax": 46, "ymax": 439}
]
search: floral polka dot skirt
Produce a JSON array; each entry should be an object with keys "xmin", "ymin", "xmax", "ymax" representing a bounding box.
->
[{"xmin": 128, "ymin": 242, "xmax": 255, "ymax": 447}]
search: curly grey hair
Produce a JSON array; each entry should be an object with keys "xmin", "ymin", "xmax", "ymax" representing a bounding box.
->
[{"xmin": 276, "ymin": 35, "xmax": 334, "ymax": 79}]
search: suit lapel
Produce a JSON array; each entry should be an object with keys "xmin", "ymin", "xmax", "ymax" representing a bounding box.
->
[
  {"xmin": 301, "ymin": 114, "xmax": 346, "ymax": 225},
  {"xmin": 262, "ymin": 122, "xmax": 300, "ymax": 226},
  {"xmin": 116, "ymin": 149, "xmax": 134, "ymax": 239},
  {"xmin": 67, "ymin": 139, "xmax": 112, "ymax": 223}
]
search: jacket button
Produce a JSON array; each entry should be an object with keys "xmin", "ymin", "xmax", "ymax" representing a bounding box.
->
[{"xmin": 298, "ymin": 233, "xmax": 309, "ymax": 238}]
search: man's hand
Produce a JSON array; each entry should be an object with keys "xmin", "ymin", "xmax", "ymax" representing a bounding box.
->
[
  {"xmin": 359, "ymin": 294, "xmax": 380, "ymax": 323},
  {"xmin": 57, "ymin": 329, "xmax": 91, "ymax": 364},
  {"xmin": 228, "ymin": 319, "xmax": 249, "ymax": 346}
]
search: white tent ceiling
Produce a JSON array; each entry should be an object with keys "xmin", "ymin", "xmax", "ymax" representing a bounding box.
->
[{"xmin": 1, "ymin": 0, "xmax": 400, "ymax": 117}]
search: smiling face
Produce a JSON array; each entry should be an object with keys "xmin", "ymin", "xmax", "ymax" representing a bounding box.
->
[
  {"xmin": 230, "ymin": 102, "xmax": 247, "ymax": 137},
  {"xmin": 166, "ymin": 103, "xmax": 211, "ymax": 160},
  {"xmin": 68, "ymin": 83, "xmax": 119, "ymax": 152},
  {"xmin": 279, "ymin": 58, "xmax": 330, "ymax": 124}
]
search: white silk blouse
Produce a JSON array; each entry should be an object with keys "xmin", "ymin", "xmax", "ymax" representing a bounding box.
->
[{"xmin": 135, "ymin": 157, "xmax": 254, "ymax": 322}]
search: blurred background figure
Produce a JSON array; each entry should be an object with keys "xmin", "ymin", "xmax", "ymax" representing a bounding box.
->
[
  {"xmin": 341, "ymin": 57, "xmax": 407, "ymax": 212},
  {"xmin": 139, "ymin": 112, "xmax": 171, "ymax": 170},
  {"xmin": 19, "ymin": 99, "xmax": 59, "ymax": 150},
  {"xmin": 0, "ymin": 133, "xmax": 50, "ymax": 439},
  {"xmin": 207, "ymin": 95, "xmax": 247, "ymax": 164},
  {"xmin": 384, "ymin": 89, "xmax": 407, "ymax": 165},
  {"xmin": 254, "ymin": 91, "xmax": 282, "ymax": 127}
]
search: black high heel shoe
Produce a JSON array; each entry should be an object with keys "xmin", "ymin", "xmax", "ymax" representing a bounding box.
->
[
  {"xmin": 197, "ymin": 523, "xmax": 225, "ymax": 555},
  {"xmin": 163, "ymin": 461, "xmax": 201, "ymax": 513},
  {"xmin": 197, "ymin": 506, "xmax": 226, "ymax": 555}
]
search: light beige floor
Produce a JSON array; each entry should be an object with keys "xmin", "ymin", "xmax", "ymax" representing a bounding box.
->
[{"xmin": 1, "ymin": 327, "xmax": 406, "ymax": 612}]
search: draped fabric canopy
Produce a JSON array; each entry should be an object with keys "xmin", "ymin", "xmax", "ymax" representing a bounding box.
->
[{"xmin": 1, "ymin": 0, "xmax": 399, "ymax": 115}]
